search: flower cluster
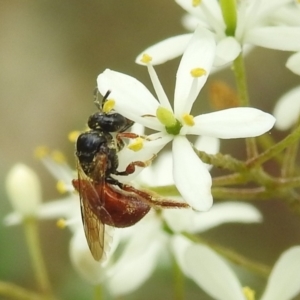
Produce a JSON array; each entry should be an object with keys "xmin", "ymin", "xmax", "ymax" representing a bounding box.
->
[
  {"xmin": 97, "ymin": 26, "xmax": 275, "ymax": 211},
  {"xmin": 3, "ymin": 1, "xmax": 300, "ymax": 299}
]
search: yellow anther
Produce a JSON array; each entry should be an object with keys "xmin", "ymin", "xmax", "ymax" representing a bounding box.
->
[
  {"xmin": 103, "ymin": 99, "xmax": 115, "ymax": 113},
  {"xmin": 190, "ymin": 68, "xmax": 207, "ymax": 78},
  {"xmin": 182, "ymin": 113, "xmax": 195, "ymax": 126},
  {"xmin": 57, "ymin": 218, "xmax": 67, "ymax": 229},
  {"xmin": 140, "ymin": 53, "xmax": 153, "ymax": 64},
  {"xmin": 243, "ymin": 287, "xmax": 255, "ymax": 300},
  {"xmin": 51, "ymin": 150, "xmax": 66, "ymax": 163},
  {"xmin": 156, "ymin": 106, "xmax": 177, "ymax": 127},
  {"xmin": 34, "ymin": 146, "xmax": 49, "ymax": 159},
  {"xmin": 68, "ymin": 131, "xmax": 80, "ymax": 143},
  {"xmin": 128, "ymin": 137, "xmax": 144, "ymax": 152},
  {"xmin": 192, "ymin": 0, "xmax": 201, "ymax": 7},
  {"xmin": 56, "ymin": 180, "xmax": 67, "ymax": 194}
]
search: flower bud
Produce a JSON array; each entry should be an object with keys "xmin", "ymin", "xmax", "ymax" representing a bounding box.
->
[{"xmin": 5, "ymin": 164, "xmax": 42, "ymax": 217}]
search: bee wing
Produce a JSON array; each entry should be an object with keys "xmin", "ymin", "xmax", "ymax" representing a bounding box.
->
[
  {"xmin": 80, "ymin": 192, "xmax": 105, "ymax": 261},
  {"xmin": 75, "ymin": 156, "xmax": 108, "ymax": 261}
]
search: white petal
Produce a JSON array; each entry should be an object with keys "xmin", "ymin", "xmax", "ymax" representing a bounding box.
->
[
  {"xmin": 108, "ymin": 216, "xmax": 164, "ymax": 296},
  {"xmin": 194, "ymin": 136, "xmax": 220, "ymax": 170},
  {"xmin": 135, "ymin": 34, "xmax": 192, "ymax": 66},
  {"xmin": 191, "ymin": 202, "xmax": 263, "ymax": 233},
  {"xmin": 4, "ymin": 196, "xmax": 77, "ymax": 226},
  {"xmin": 69, "ymin": 228, "xmax": 106, "ymax": 285},
  {"xmin": 245, "ymin": 27, "xmax": 300, "ymax": 51},
  {"xmin": 97, "ymin": 69, "xmax": 162, "ymax": 131},
  {"xmin": 191, "ymin": 108, "xmax": 276, "ymax": 138},
  {"xmin": 5, "ymin": 164, "xmax": 42, "ymax": 217},
  {"xmin": 138, "ymin": 151, "xmax": 174, "ymax": 186},
  {"xmin": 181, "ymin": 14, "xmax": 200, "ymax": 32},
  {"xmin": 108, "ymin": 238, "xmax": 163, "ymax": 296},
  {"xmin": 273, "ymin": 86, "xmax": 300, "ymax": 130},
  {"xmin": 170, "ymin": 234, "xmax": 193, "ymax": 275},
  {"xmin": 172, "ymin": 136, "xmax": 213, "ymax": 211},
  {"xmin": 185, "ymin": 244, "xmax": 244, "ymax": 300},
  {"xmin": 214, "ymin": 37, "xmax": 241, "ymax": 67},
  {"xmin": 261, "ymin": 246, "xmax": 300, "ymax": 300},
  {"xmin": 39, "ymin": 197, "xmax": 78, "ymax": 220},
  {"xmin": 3, "ymin": 212, "xmax": 22, "ymax": 226},
  {"xmin": 115, "ymin": 135, "xmax": 170, "ymax": 183},
  {"xmin": 163, "ymin": 202, "xmax": 262, "ymax": 234},
  {"xmin": 194, "ymin": 136, "xmax": 220, "ymax": 155},
  {"xmin": 176, "ymin": 0, "xmax": 224, "ymax": 35},
  {"xmin": 174, "ymin": 26, "xmax": 216, "ymax": 116},
  {"xmin": 286, "ymin": 52, "xmax": 300, "ymax": 76}
]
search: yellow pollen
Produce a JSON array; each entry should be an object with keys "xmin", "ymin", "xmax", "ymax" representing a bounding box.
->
[
  {"xmin": 68, "ymin": 131, "xmax": 80, "ymax": 143},
  {"xmin": 192, "ymin": 0, "xmax": 201, "ymax": 7},
  {"xmin": 56, "ymin": 180, "xmax": 67, "ymax": 194},
  {"xmin": 243, "ymin": 287, "xmax": 255, "ymax": 300},
  {"xmin": 191, "ymin": 68, "xmax": 207, "ymax": 78},
  {"xmin": 103, "ymin": 99, "xmax": 115, "ymax": 113},
  {"xmin": 128, "ymin": 137, "xmax": 144, "ymax": 152},
  {"xmin": 182, "ymin": 113, "xmax": 195, "ymax": 126},
  {"xmin": 51, "ymin": 150, "xmax": 66, "ymax": 163},
  {"xmin": 140, "ymin": 53, "xmax": 153, "ymax": 64},
  {"xmin": 57, "ymin": 218, "xmax": 67, "ymax": 229},
  {"xmin": 34, "ymin": 146, "xmax": 49, "ymax": 159}
]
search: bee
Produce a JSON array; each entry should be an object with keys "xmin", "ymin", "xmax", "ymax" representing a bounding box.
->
[{"xmin": 73, "ymin": 90, "xmax": 189, "ymax": 261}]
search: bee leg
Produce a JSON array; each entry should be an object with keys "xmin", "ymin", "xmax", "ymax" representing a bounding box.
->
[{"xmin": 114, "ymin": 154, "xmax": 156, "ymax": 176}]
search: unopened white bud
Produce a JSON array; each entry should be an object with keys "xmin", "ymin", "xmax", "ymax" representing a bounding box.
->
[{"xmin": 5, "ymin": 164, "xmax": 42, "ymax": 217}]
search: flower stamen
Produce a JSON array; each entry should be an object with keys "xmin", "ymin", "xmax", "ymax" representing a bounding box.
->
[
  {"xmin": 51, "ymin": 150, "xmax": 66, "ymax": 164},
  {"xmin": 103, "ymin": 99, "xmax": 115, "ymax": 113},
  {"xmin": 56, "ymin": 180, "xmax": 67, "ymax": 194},
  {"xmin": 56, "ymin": 218, "xmax": 67, "ymax": 229},
  {"xmin": 192, "ymin": 0, "xmax": 201, "ymax": 7},
  {"xmin": 243, "ymin": 286, "xmax": 255, "ymax": 300},
  {"xmin": 128, "ymin": 137, "xmax": 144, "ymax": 152},
  {"xmin": 140, "ymin": 53, "xmax": 153, "ymax": 64},
  {"xmin": 68, "ymin": 131, "xmax": 80, "ymax": 143},
  {"xmin": 182, "ymin": 113, "xmax": 195, "ymax": 126},
  {"xmin": 191, "ymin": 68, "xmax": 207, "ymax": 78},
  {"xmin": 34, "ymin": 146, "xmax": 49, "ymax": 159}
]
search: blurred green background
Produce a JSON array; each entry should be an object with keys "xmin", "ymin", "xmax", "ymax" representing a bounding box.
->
[{"xmin": 1, "ymin": 1, "xmax": 300, "ymax": 299}]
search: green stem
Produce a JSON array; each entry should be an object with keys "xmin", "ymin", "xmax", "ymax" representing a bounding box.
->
[
  {"xmin": 246, "ymin": 123, "xmax": 300, "ymax": 168},
  {"xmin": 0, "ymin": 281, "xmax": 42, "ymax": 300},
  {"xmin": 195, "ymin": 149, "xmax": 247, "ymax": 173},
  {"xmin": 183, "ymin": 233, "xmax": 271, "ymax": 278},
  {"xmin": 220, "ymin": 0, "xmax": 237, "ymax": 36},
  {"xmin": 93, "ymin": 285, "xmax": 103, "ymax": 300},
  {"xmin": 232, "ymin": 53, "xmax": 258, "ymax": 158},
  {"xmin": 23, "ymin": 217, "xmax": 52, "ymax": 299},
  {"xmin": 232, "ymin": 53, "xmax": 249, "ymax": 107},
  {"xmin": 212, "ymin": 173, "xmax": 248, "ymax": 186},
  {"xmin": 212, "ymin": 186, "xmax": 271, "ymax": 200},
  {"xmin": 281, "ymin": 142, "xmax": 299, "ymax": 177},
  {"xmin": 172, "ymin": 254, "xmax": 184, "ymax": 300}
]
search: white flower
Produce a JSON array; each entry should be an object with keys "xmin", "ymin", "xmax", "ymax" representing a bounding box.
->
[
  {"xmin": 182, "ymin": 243, "xmax": 300, "ymax": 300},
  {"xmin": 4, "ymin": 150, "xmax": 79, "ymax": 227},
  {"xmin": 136, "ymin": 0, "xmax": 300, "ymax": 67},
  {"xmin": 273, "ymin": 86, "xmax": 300, "ymax": 130},
  {"xmin": 5, "ymin": 164, "xmax": 42, "ymax": 218},
  {"xmin": 97, "ymin": 27, "xmax": 276, "ymax": 211},
  {"xmin": 286, "ymin": 52, "xmax": 300, "ymax": 75},
  {"xmin": 137, "ymin": 148, "xmax": 262, "ymax": 234},
  {"xmin": 4, "ymin": 148, "xmax": 264, "ymax": 297}
]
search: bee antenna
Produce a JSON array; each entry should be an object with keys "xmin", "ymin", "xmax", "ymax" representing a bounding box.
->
[{"xmin": 93, "ymin": 88, "xmax": 112, "ymax": 111}]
